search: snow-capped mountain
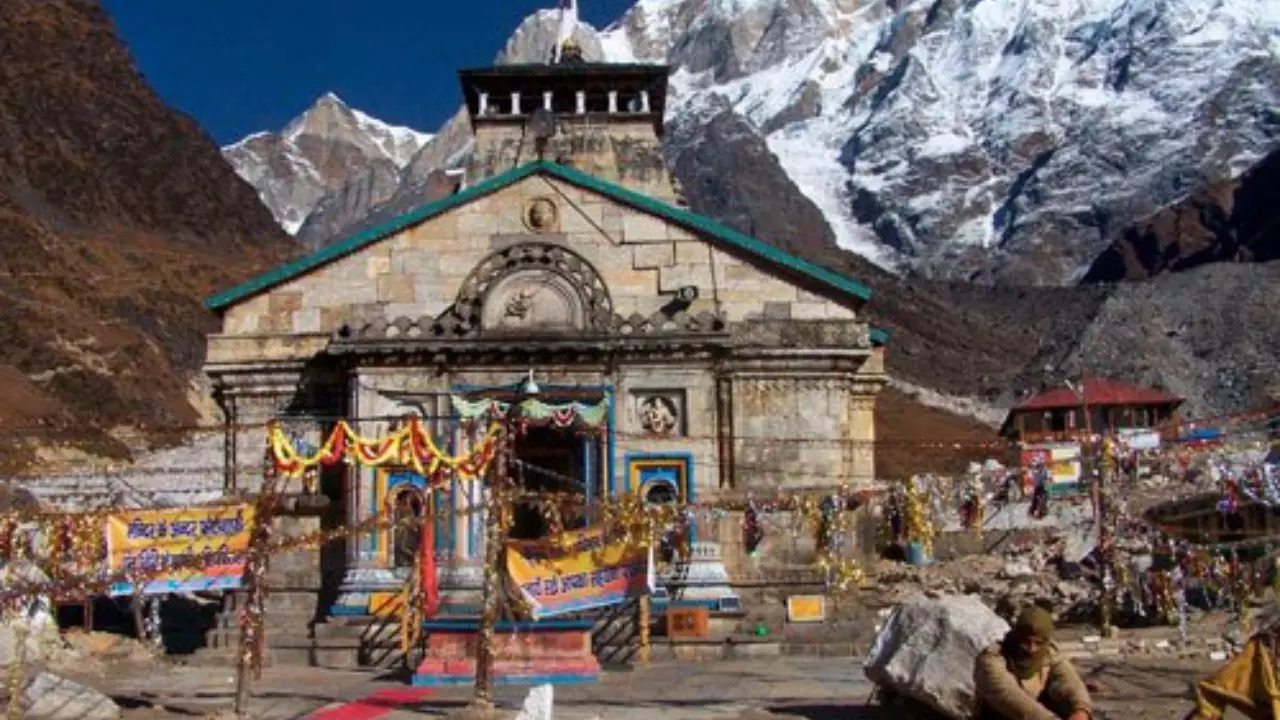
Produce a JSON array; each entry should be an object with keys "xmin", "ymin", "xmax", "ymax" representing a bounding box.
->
[
  {"xmin": 222, "ymin": 93, "xmax": 432, "ymax": 234},
  {"xmin": 230, "ymin": 0, "xmax": 1278, "ymax": 285},
  {"xmin": 597, "ymin": 0, "xmax": 1280, "ymax": 284}
]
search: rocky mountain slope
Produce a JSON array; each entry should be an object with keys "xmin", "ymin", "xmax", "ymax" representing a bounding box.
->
[
  {"xmin": 1084, "ymin": 147, "xmax": 1280, "ymax": 283},
  {"xmin": 222, "ymin": 93, "xmax": 432, "ymax": 240},
  {"xmin": 0, "ymin": 0, "xmax": 295, "ymax": 469}
]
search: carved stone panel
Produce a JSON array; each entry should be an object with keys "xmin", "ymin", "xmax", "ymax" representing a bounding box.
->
[
  {"xmin": 453, "ymin": 243, "xmax": 614, "ymax": 335},
  {"xmin": 480, "ymin": 269, "xmax": 586, "ymax": 334},
  {"xmin": 523, "ymin": 197, "xmax": 559, "ymax": 233},
  {"xmin": 631, "ymin": 389, "xmax": 686, "ymax": 437}
]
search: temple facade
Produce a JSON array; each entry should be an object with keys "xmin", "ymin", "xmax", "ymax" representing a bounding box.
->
[{"xmin": 203, "ymin": 55, "xmax": 887, "ymax": 623}]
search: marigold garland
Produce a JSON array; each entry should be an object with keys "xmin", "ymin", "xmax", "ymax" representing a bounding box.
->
[{"xmin": 267, "ymin": 418, "xmax": 502, "ymax": 480}]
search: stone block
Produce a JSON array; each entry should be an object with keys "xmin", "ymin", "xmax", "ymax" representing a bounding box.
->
[
  {"xmin": 790, "ymin": 302, "xmax": 831, "ymax": 320},
  {"xmin": 457, "ymin": 210, "xmax": 498, "ymax": 236},
  {"xmin": 632, "ymin": 242, "xmax": 676, "ymax": 270},
  {"xmin": 675, "ymin": 241, "xmax": 714, "ymax": 266},
  {"xmin": 438, "ymin": 250, "xmax": 480, "ymax": 279},
  {"xmin": 319, "ymin": 307, "xmax": 349, "ymax": 332},
  {"xmin": 622, "ymin": 212, "xmax": 669, "ymax": 242},
  {"xmin": 366, "ymin": 252, "xmax": 391, "ymax": 276},
  {"xmin": 268, "ymin": 291, "xmax": 303, "ymax": 313},
  {"xmin": 304, "ymin": 278, "xmax": 377, "ymax": 308},
  {"xmin": 763, "ymin": 301, "xmax": 792, "ymax": 320},
  {"xmin": 658, "ymin": 263, "xmax": 713, "ymax": 293},
  {"xmin": 389, "ymin": 247, "xmax": 433, "ymax": 275},
  {"xmin": 292, "ymin": 308, "xmax": 322, "ymax": 334},
  {"xmin": 558, "ymin": 202, "xmax": 603, "ymax": 234},
  {"xmin": 377, "ymin": 274, "xmax": 417, "ymax": 303}
]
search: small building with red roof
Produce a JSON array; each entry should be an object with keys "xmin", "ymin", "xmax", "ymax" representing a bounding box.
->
[{"xmin": 1000, "ymin": 377, "xmax": 1184, "ymax": 442}]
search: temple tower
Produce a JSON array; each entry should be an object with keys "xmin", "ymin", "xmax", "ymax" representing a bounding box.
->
[{"xmin": 458, "ymin": 42, "xmax": 679, "ymax": 203}]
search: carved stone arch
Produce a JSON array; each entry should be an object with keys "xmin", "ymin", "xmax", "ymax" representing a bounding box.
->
[{"xmin": 452, "ymin": 243, "xmax": 614, "ymax": 335}]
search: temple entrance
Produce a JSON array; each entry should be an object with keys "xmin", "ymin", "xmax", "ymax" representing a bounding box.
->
[
  {"xmin": 511, "ymin": 426, "xmax": 589, "ymax": 540},
  {"xmin": 391, "ymin": 487, "xmax": 426, "ymax": 570}
]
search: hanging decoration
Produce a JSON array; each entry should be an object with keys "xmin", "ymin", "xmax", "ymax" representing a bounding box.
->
[
  {"xmin": 450, "ymin": 394, "xmax": 609, "ymax": 429},
  {"xmin": 145, "ymin": 596, "xmax": 163, "ymax": 650},
  {"xmin": 266, "ymin": 418, "xmax": 501, "ymax": 480},
  {"xmin": 902, "ymin": 476, "xmax": 936, "ymax": 560},
  {"xmin": 960, "ymin": 470, "xmax": 984, "ymax": 537}
]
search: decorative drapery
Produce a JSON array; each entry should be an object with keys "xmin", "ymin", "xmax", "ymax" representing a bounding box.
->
[{"xmin": 450, "ymin": 394, "xmax": 609, "ymax": 429}]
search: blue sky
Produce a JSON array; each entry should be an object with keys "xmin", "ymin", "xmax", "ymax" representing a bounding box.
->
[{"xmin": 102, "ymin": 1, "xmax": 636, "ymax": 146}]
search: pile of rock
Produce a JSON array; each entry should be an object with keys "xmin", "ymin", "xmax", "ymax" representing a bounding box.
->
[{"xmin": 871, "ymin": 546, "xmax": 1095, "ymax": 614}]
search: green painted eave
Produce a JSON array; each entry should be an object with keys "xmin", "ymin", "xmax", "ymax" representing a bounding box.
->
[
  {"xmin": 870, "ymin": 327, "xmax": 891, "ymax": 346},
  {"xmin": 206, "ymin": 160, "xmax": 874, "ymax": 311}
]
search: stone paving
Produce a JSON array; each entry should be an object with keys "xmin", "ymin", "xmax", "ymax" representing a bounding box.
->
[{"xmin": 101, "ymin": 654, "xmax": 1216, "ymax": 719}]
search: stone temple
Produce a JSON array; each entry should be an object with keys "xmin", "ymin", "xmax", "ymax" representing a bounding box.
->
[{"xmin": 200, "ymin": 36, "xmax": 889, "ymax": 668}]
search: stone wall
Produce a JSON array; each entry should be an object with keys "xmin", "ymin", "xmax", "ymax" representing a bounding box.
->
[
  {"xmin": 731, "ymin": 376, "xmax": 876, "ymax": 488},
  {"xmin": 213, "ymin": 174, "xmax": 861, "ymax": 352},
  {"xmin": 467, "ymin": 119, "xmax": 676, "ymax": 202}
]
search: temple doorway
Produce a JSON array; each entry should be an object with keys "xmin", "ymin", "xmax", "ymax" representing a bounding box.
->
[
  {"xmin": 391, "ymin": 487, "xmax": 426, "ymax": 570},
  {"xmin": 511, "ymin": 426, "xmax": 589, "ymax": 540}
]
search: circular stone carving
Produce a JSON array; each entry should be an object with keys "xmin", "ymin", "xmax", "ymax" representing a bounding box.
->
[
  {"xmin": 453, "ymin": 243, "xmax": 613, "ymax": 334},
  {"xmin": 524, "ymin": 197, "xmax": 559, "ymax": 233}
]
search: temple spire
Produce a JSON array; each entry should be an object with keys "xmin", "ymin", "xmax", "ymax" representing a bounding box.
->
[{"xmin": 552, "ymin": 0, "xmax": 579, "ymax": 64}]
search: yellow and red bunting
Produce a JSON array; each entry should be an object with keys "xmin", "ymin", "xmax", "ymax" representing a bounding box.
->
[{"xmin": 267, "ymin": 418, "xmax": 502, "ymax": 482}]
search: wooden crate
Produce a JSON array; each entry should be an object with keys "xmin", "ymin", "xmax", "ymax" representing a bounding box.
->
[{"xmin": 666, "ymin": 606, "xmax": 709, "ymax": 639}]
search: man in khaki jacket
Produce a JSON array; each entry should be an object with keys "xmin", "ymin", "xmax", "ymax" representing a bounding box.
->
[{"xmin": 973, "ymin": 606, "xmax": 1093, "ymax": 720}]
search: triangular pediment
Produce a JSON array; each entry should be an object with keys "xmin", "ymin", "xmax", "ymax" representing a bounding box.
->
[{"xmin": 206, "ymin": 161, "xmax": 872, "ymax": 313}]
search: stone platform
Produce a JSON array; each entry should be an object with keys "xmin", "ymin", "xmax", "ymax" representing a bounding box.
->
[{"xmin": 411, "ymin": 619, "xmax": 601, "ymax": 687}]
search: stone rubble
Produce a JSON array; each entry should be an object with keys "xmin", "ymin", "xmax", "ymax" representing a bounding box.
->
[{"xmin": 870, "ymin": 541, "xmax": 1096, "ymax": 615}]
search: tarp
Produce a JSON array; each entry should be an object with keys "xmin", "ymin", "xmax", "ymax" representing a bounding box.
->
[{"xmin": 1191, "ymin": 635, "xmax": 1280, "ymax": 720}]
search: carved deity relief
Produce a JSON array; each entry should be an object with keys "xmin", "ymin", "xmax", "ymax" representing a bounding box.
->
[
  {"xmin": 480, "ymin": 269, "xmax": 584, "ymax": 333},
  {"xmin": 523, "ymin": 197, "xmax": 559, "ymax": 233},
  {"xmin": 635, "ymin": 392, "xmax": 684, "ymax": 437}
]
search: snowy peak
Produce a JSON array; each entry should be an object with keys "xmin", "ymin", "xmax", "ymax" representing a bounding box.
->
[
  {"xmin": 223, "ymin": 95, "xmax": 433, "ymax": 234},
  {"xmin": 279, "ymin": 92, "xmax": 431, "ymax": 169},
  {"xmin": 598, "ymin": 0, "xmax": 1280, "ymax": 283}
]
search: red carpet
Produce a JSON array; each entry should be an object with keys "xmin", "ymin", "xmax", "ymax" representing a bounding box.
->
[{"xmin": 303, "ymin": 687, "xmax": 435, "ymax": 720}]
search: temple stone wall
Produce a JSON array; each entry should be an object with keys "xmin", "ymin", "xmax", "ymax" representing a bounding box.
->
[
  {"xmin": 213, "ymin": 174, "xmax": 861, "ymax": 358},
  {"xmin": 731, "ymin": 376, "xmax": 876, "ymax": 489},
  {"xmin": 467, "ymin": 120, "xmax": 676, "ymax": 202}
]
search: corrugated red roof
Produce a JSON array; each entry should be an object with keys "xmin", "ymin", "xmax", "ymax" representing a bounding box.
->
[{"xmin": 1014, "ymin": 377, "xmax": 1184, "ymax": 411}]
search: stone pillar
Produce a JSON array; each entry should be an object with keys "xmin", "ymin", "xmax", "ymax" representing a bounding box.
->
[
  {"xmin": 607, "ymin": 90, "xmax": 618, "ymax": 113},
  {"xmin": 478, "ymin": 92, "xmax": 489, "ymax": 116},
  {"xmin": 510, "ymin": 92, "xmax": 522, "ymax": 116},
  {"xmin": 331, "ymin": 380, "xmax": 401, "ymax": 616},
  {"xmin": 575, "ymin": 90, "xmax": 585, "ymax": 114},
  {"xmin": 640, "ymin": 90, "xmax": 651, "ymax": 113},
  {"xmin": 542, "ymin": 90, "xmax": 553, "ymax": 111}
]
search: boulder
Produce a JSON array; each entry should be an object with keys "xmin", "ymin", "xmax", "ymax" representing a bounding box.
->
[
  {"xmin": 864, "ymin": 594, "xmax": 1010, "ymax": 720},
  {"xmin": 20, "ymin": 671, "xmax": 121, "ymax": 720}
]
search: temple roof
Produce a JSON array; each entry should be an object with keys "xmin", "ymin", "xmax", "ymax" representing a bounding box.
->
[
  {"xmin": 1012, "ymin": 377, "xmax": 1184, "ymax": 411},
  {"xmin": 205, "ymin": 160, "xmax": 875, "ymax": 312}
]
